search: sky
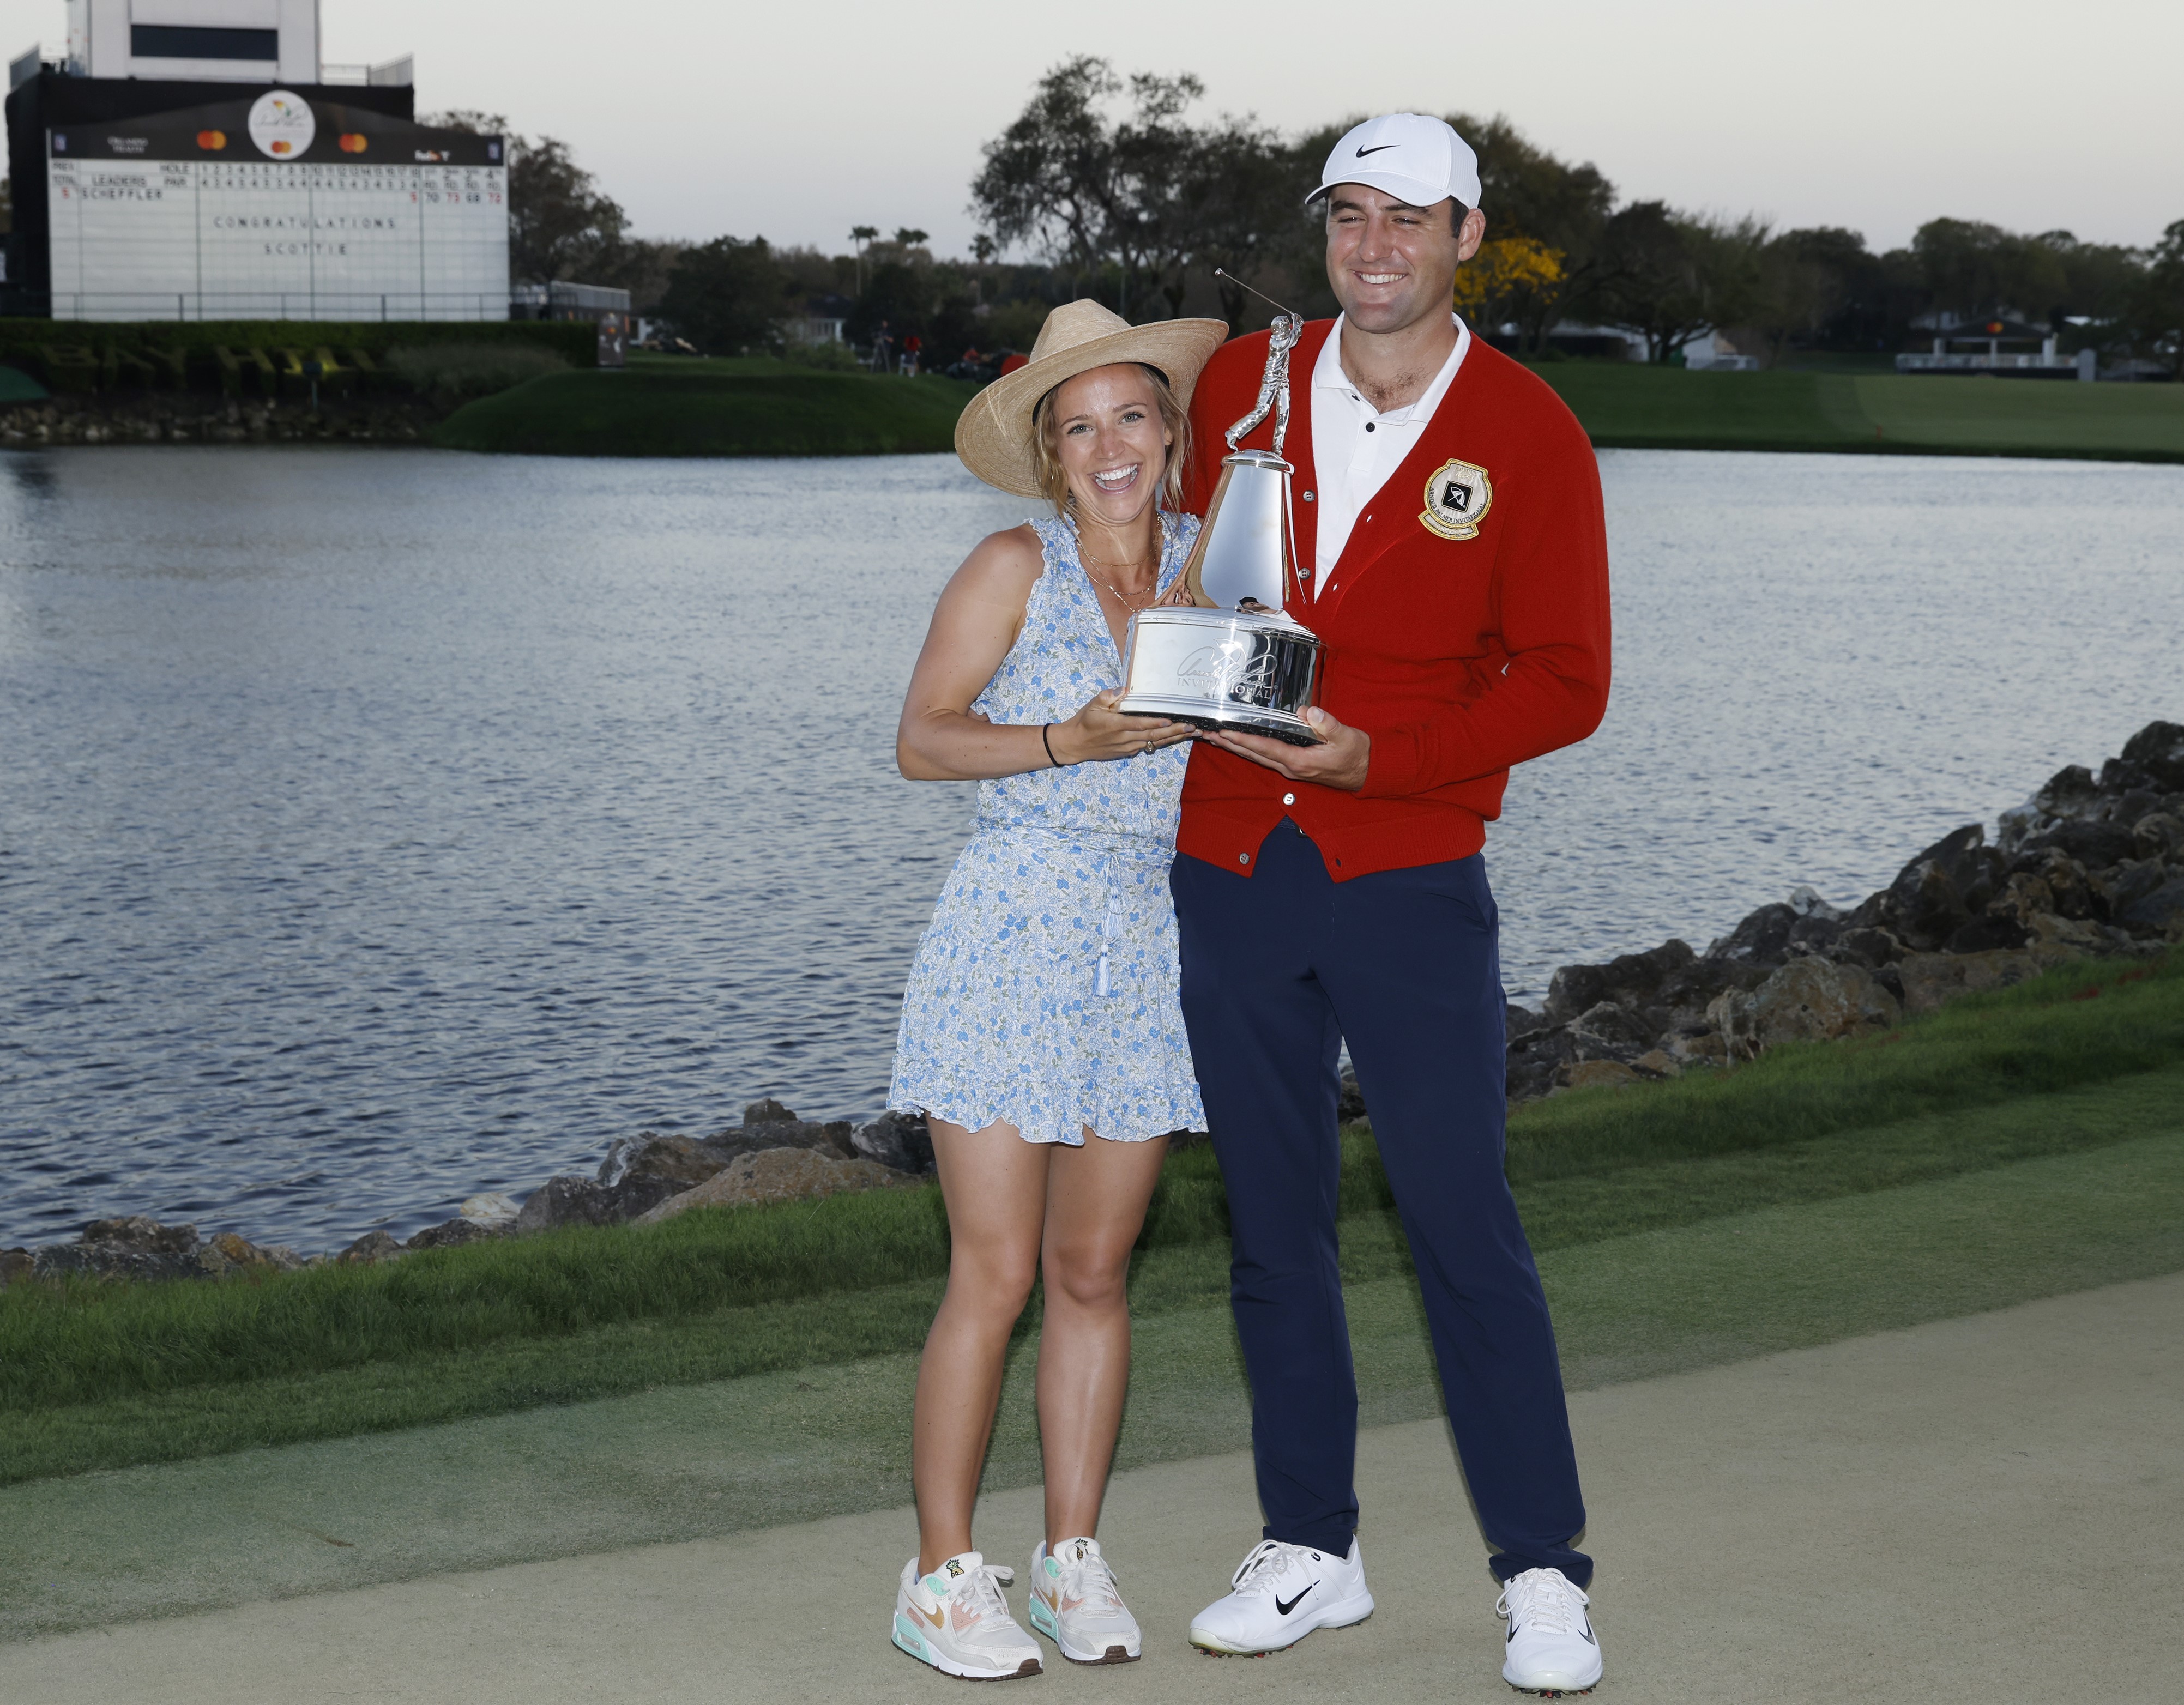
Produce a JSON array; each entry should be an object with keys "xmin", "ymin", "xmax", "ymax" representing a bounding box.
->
[{"xmin": 10, "ymin": 1, "xmax": 2182, "ymax": 258}]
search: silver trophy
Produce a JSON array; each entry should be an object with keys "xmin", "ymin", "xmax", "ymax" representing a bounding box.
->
[{"xmin": 1116, "ymin": 311, "xmax": 1326, "ymax": 745}]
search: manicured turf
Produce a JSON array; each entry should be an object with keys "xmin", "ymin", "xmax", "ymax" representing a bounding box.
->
[
  {"xmin": 431, "ymin": 367, "xmax": 977, "ymax": 457},
  {"xmin": 3, "ymin": 956, "xmax": 2174, "ymax": 1485},
  {"xmin": 1529, "ymin": 362, "xmax": 2184, "ymax": 461},
  {"xmin": 428, "ymin": 347, "xmax": 2181, "ymax": 462},
  {"xmin": 5, "ymin": 1135, "xmax": 2180, "ymax": 1641}
]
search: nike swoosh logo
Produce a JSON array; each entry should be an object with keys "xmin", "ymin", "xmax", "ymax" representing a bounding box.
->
[
  {"xmin": 1355, "ymin": 143, "xmax": 1399, "ymax": 156},
  {"xmin": 915, "ymin": 1602, "xmax": 945, "ymax": 1629},
  {"xmin": 1275, "ymin": 1583, "xmax": 1318, "ymax": 1615}
]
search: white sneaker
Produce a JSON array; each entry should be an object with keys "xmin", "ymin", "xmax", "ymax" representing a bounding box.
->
[
  {"xmin": 1028, "ymin": 1537, "xmax": 1142, "ymax": 1665},
  {"xmin": 1188, "ymin": 1537, "xmax": 1374, "ymax": 1655},
  {"xmin": 1498, "ymin": 1567, "xmax": 1602, "ymax": 1694},
  {"xmin": 891, "ymin": 1551, "xmax": 1043, "ymax": 1680}
]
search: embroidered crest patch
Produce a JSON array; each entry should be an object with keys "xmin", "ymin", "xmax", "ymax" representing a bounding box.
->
[{"xmin": 1420, "ymin": 458, "xmax": 1493, "ymax": 541}]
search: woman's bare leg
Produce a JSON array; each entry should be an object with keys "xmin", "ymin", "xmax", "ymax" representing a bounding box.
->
[
  {"xmin": 914, "ymin": 1116, "xmax": 1050, "ymax": 1573},
  {"xmin": 1036, "ymin": 1127, "xmax": 1171, "ymax": 1547}
]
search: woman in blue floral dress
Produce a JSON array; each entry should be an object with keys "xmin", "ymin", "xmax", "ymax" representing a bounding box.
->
[{"xmin": 884, "ymin": 301, "xmax": 1227, "ymax": 1678}]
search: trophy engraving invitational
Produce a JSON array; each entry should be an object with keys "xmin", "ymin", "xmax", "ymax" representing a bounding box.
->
[{"xmin": 1115, "ymin": 310, "xmax": 1327, "ymax": 745}]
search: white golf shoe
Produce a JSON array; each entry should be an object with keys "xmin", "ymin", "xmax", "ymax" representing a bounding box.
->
[
  {"xmin": 1188, "ymin": 1537, "xmax": 1374, "ymax": 1655},
  {"xmin": 1498, "ymin": 1567, "xmax": 1602, "ymax": 1694},
  {"xmin": 890, "ymin": 1551, "xmax": 1043, "ymax": 1680},
  {"xmin": 1027, "ymin": 1536, "xmax": 1142, "ymax": 1664}
]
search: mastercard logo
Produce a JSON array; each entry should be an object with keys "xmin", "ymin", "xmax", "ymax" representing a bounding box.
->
[
  {"xmin": 339, "ymin": 133, "xmax": 368, "ymax": 153},
  {"xmin": 197, "ymin": 130, "xmax": 227, "ymax": 150},
  {"xmin": 269, "ymin": 140, "xmax": 294, "ymax": 155}
]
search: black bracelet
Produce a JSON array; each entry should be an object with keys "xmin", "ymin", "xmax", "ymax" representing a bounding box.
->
[{"xmin": 1041, "ymin": 724, "xmax": 1061, "ymax": 767}]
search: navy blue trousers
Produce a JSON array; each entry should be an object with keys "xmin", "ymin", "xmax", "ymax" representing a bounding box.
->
[{"xmin": 1171, "ymin": 820, "xmax": 1590, "ymax": 1586}]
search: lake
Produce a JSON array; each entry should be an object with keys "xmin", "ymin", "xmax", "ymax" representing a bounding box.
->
[{"xmin": 3, "ymin": 446, "xmax": 2179, "ymax": 1250}]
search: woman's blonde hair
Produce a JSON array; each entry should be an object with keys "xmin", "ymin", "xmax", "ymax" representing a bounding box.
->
[{"xmin": 1028, "ymin": 362, "xmax": 1193, "ymax": 518}]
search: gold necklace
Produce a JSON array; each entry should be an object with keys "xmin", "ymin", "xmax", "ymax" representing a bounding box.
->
[{"xmin": 1079, "ymin": 534, "xmax": 1160, "ymax": 608}]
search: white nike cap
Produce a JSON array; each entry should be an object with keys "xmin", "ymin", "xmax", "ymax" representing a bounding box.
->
[{"xmin": 1308, "ymin": 113, "xmax": 1482, "ymax": 213}]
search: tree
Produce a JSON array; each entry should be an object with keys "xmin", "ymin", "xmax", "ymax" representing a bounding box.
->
[
  {"xmin": 1449, "ymin": 114, "xmax": 1615, "ymax": 353},
  {"xmin": 2128, "ymin": 220, "xmax": 2184, "ymax": 377},
  {"xmin": 1910, "ymin": 218, "xmax": 2068, "ymax": 323},
  {"xmin": 430, "ymin": 111, "xmax": 628, "ymax": 286},
  {"xmin": 1586, "ymin": 203, "xmax": 1767, "ymax": 362},
  {"xmin": 656, "ymin": 237, "xmax": 792, "ymax": 354},
  {"xmin": 969, "ymin": 55, "xmax": 1216, "ymax": 321},
  {"xmin": 1451, "ymin": 237, "xmax": 1566, "ymax": 335}
]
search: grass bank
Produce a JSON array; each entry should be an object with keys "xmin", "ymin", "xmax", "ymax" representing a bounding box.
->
[
  {"xmin": 1530, "ymin": 362, "xmax": 2184, "ymax": 462},
  {"xmin": 432, "ymin": 362, "xmax": 977, "ymax": 457},
  {"xmin": 3, "ymin": 954, "xmax": 2174, "ymax": 1484},
  {"xmin": 433, "ymin": 348, "xmax": 2183, "ymax": 463}
]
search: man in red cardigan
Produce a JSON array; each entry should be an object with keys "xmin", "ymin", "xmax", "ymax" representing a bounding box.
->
[{"xmin": 1171, "ymin": 114, "xmax": 1611, "ymax": 1695}]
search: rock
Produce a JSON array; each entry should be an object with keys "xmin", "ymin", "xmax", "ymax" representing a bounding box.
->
[
  {"xmin": 636, "ymin": 1146, "xmax": 918, "ymax": 1223},
  {"xmin": 2026, "ymin": 819, "xmax": 2135, "ymax": 873},
  {"xmin": 335, "ymin": 1230, "xmax": 405, "ymax": 1265},
  {"xmin": 2022, "ymin": 912, "xmax": 2112, "ymax": 956},
  {"xmin": 1665, "ymin": 1024, "xmax": 1729, "ymax": 1065},
  {"xmin": 1877, "ymin": 824, "xmax": 2004, "ymax": 950},
  {"xmin": 512, "ymin": 1174, "xmax": 620, "ymax": 1234},
  {"xmin": 1705, "ymin": 904, "xmax": 1801, "ymax": 967},
  {"xmin": 1785, "ymin": 885, "xmax": 1844, "ymax": 921},
  {"xmin": 1337, "ymin": 1071, "xmax": 1368, "ymax": 1122},
  {"xmin": 2098, "ymin": 858, "xmax": 2176, "ymax": 931},
  {"xmin": 1708, "ymin": 959, "xmax": 1901, "ymax": 1060},
  {"xmin": 850, "ymin": 1110, "xmax": 936, "ymax": 1174},
  {"xmin": 1566, "ymin": 1000, "xmax": 1657, "ymax": 1063},
  {"xmin": 83, "ymin": 1216, "xmax": 200, "ymax": 1255},
  {"xmin": 1830, "ymin": 926, "xmax": 1905, "ymax": 969},
  {"xmin": 2014, "ymin": 849, "xmax": 2098, "ymax": 919},
  {"xmin": 744, "ymin": 1097, "xmax": 799, "ymax": 1124},
  {"xmin": 209, "ymin": 1231, "xmax": 302, "ymax": 1271},
  {"xmin": 2118, "ymin": 719, "xmax": 2184, "ymax": 791},
  {"xmin": 2115, "ymin": 875, "xmax": 2184, "ymax": 939},
  {"xmin": 2030, "ymin": 763, "xmax": 2103, "ymax": 823},
  {"xmin": 597, "ymin": 1132, "xmax": 729, "ymax": 1193},
  {"xmin": 1631, "ymin": 1050, "xmax": 1681, "ymax": 1078},
  {"xmin": 459, "ymin": 1192, "xmax": 522, "ymax": 1229},
  {"xmin": 1555, "ymin": 1060, "xmax": 1643, "ymax": 1093},
  {"xmin": 405, "ymin": 1218, "xmax": 496, "ymax": 1251},
  {"xmin": 1505, "ymin": 1003, "xmax": 1550, "ymax": 1042},
  {"xmin": 2, "ymin": 1248, "xmax": 33, "ymax": 1285},
  {"xmin": 1943, "ymin": 912, "xmax": 2029, "ymax": 954},
  {"xmin": 1505, "ymin": 1020, "xmax": 1577, "ymax": 1103},
  {"xmin": 1896, "ymin": 949, "xmax": 2047, "ymax": 1017},
  {"xmin": 2133, "ymin": 812, "xmax": 2184, "ymax": 861}
]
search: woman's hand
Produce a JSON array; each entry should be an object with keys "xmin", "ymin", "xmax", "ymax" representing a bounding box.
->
[{"xmin": 1047, "ymin": 690, "xmax": 1195, "ymax": 764}]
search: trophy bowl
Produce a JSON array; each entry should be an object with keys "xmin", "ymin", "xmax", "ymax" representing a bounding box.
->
[{"xmin": 1117, "ymin": 606, "xmax": 1326, "ymax": 745}]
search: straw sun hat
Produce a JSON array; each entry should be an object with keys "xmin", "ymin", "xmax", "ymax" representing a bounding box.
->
[{"xmin": 954, "ymin": 299, "xmax": 1228, "ymax": 499}]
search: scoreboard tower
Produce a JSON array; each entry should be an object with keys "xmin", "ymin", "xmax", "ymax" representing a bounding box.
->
[{"xmin": 5, "ymin": 3, "xmax": 510, "ymax": 321}]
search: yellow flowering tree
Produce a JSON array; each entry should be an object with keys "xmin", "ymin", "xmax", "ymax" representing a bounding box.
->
[{"xmin": 1451, "ymin": 236, "xmax": 1566, "ymax": 334}]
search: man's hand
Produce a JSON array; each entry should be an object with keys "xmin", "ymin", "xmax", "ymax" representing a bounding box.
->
[{"xmin": 1205, "ymin": 706, "xmax": 1371, "ymax": 791}]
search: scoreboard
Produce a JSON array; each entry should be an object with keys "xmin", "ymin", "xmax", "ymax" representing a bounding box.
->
[{"xmin": 46, "ymin": 89, "xmax": 508, "ymax": 322}]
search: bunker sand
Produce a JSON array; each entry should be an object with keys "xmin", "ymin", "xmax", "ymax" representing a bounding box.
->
[{"xmin": 4, "ymin": 1270, "xmax": 2175, "ymax": 1704}]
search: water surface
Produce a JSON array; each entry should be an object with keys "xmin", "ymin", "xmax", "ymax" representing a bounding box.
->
[{"xmin": 3, "ymin": 447, "xmax": 2178, "ymax": 1248}]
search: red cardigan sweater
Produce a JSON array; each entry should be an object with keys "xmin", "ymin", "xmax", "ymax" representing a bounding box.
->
[{"xmin": 1176, "ymin": 320, "xmax": 1612, "ymax": 880}]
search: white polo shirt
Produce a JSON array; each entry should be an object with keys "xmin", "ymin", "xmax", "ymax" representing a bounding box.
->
[{"xmin": 1309, "ymin": 312, "xmax": 1471, "ymax": 589}]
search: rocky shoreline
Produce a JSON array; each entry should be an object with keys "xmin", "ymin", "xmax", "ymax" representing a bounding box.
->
[{"xmin": 5, "ymin": 720, "xmax": 2178, "ymax": 1286}]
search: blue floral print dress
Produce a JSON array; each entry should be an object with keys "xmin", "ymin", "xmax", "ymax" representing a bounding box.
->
[{"xmin": 889, "ymin": 512, "xmax": 1206, "ymax": 1146}]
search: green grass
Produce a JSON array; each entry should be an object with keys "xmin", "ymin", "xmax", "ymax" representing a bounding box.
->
[
  {"xmin": 2, "ymin": 956, "xmax": 2175, "ymax": 1485},
  {"xmin": 7, "ymin": 1132, "xmax": 2181, "ymax": 1642},
  {"xmin": 431, "ymin": 367, "xmax": 978, "ymax": 456},
  {"xmin": 1530, "ymin": 362, "xmax": 2184, "ymax": 462}
]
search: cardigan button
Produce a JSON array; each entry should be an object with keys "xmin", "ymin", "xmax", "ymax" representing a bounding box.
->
[
  {"xmin": 1301, "ymin": 491, "xmax": 1314, "ymax": 501},
  {"xmin": 1238, "ymin": 853, "xmax": 1250, "ymax": 865},
  {"xmin": 1283, "ymin": 793, "xmax": 1295, "ymax": 806}
]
